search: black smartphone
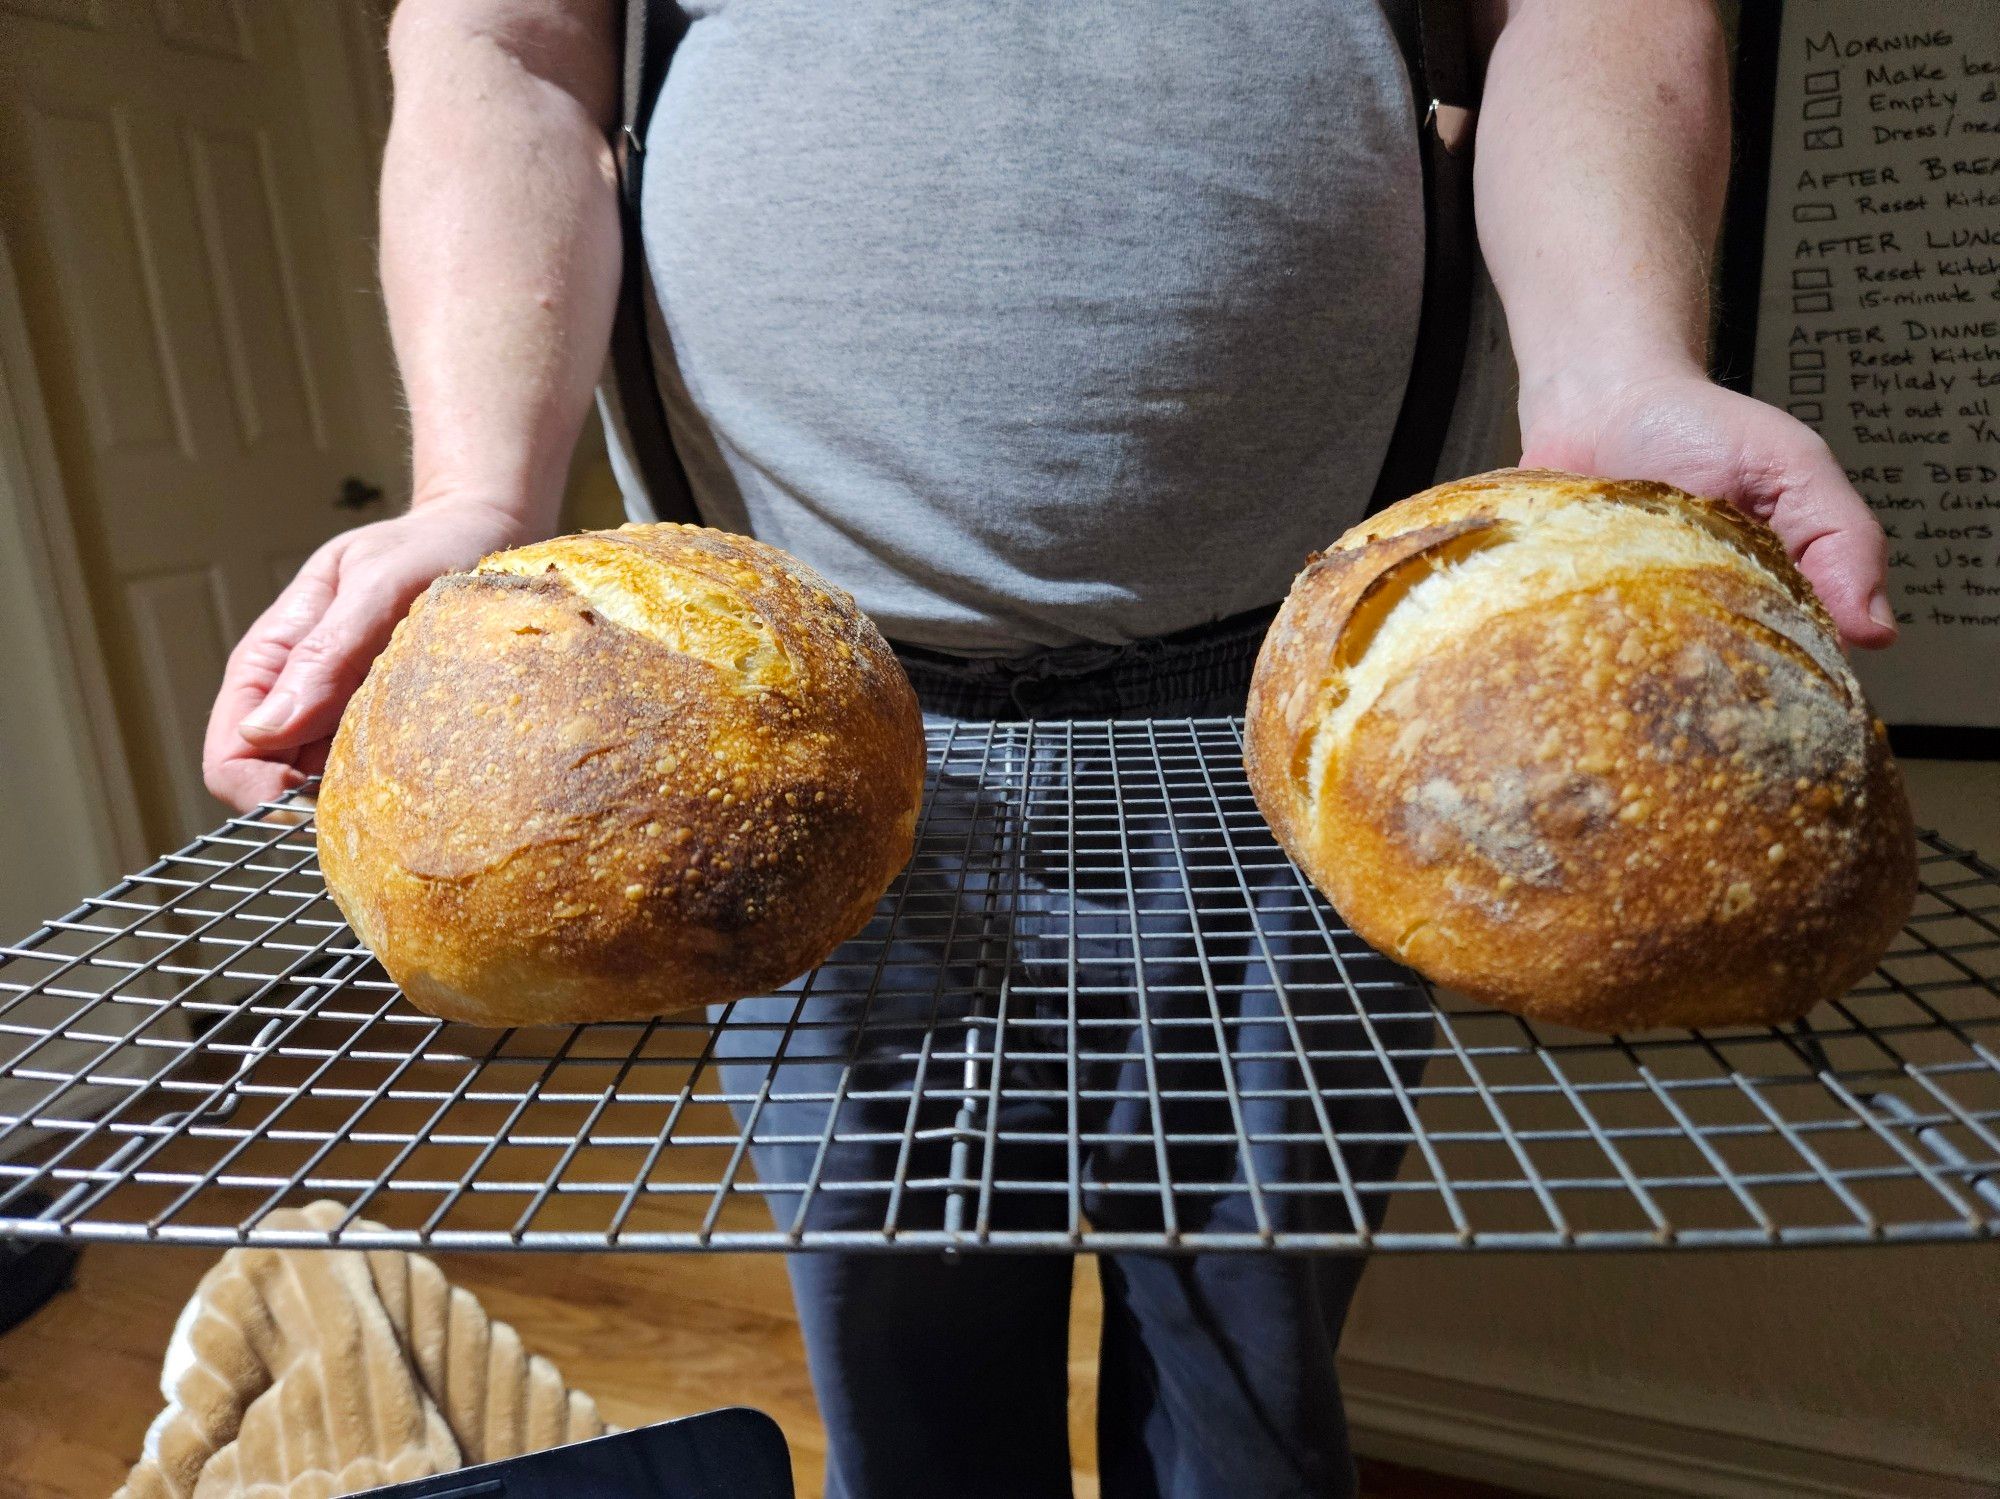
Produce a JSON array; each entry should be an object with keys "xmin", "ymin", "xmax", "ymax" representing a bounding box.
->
[{"xmin": 361, "ymin": 1407, "xmax": 793, "ymax": 1499}]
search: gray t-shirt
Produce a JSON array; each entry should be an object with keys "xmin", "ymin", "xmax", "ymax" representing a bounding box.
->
[{"xmin": 623, "ymin": 1, "xmax": 1470, "ymax": 656}]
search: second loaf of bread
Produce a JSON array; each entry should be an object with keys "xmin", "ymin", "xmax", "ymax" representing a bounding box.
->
[
  {"xmin": 316, "ymin": 524, "xmax": 926, "ymax": 1027},
  {"xmin": 1245, "ymin": 468, "xmax": 1916, "ymax": 1033}
]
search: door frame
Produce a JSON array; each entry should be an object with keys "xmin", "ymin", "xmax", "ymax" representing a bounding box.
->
[
  {"xmin": 0, "ymin": 0, "xmax": 399, "ymax": 890},
  {"xmin": 0, "ymin": 227, "xmax": 146, "ymax": 884}
]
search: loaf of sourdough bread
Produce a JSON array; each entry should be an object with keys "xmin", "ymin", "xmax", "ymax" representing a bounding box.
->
[
  {"xmin": 317, "ymin": 524, "xmax": 925, "ymax": 1027},
  {"xmin": 1245, "ymin": 468, "xmax": 1916, "ymax": 1033}
]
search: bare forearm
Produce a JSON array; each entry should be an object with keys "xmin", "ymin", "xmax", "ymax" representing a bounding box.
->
[
  {"xmin": 1475, "ymin": 0, "xmax": 1730, "ymax": 427},
  {"xmin": 1469, "ymin": 1, "xmax": 1889, "ymax": 645},
  {"xmin": 381, "ymin": 0, "xmax": 619, "ymax": 534}
]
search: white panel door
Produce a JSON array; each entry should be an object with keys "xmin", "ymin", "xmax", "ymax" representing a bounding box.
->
[{"xmin": 0, "ymin": 0, "xmax": 403, "ymax": 850}]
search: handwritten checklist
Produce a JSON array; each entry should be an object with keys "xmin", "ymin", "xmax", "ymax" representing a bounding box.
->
[{"xmin": 1746, "ymin": 5, "xmax": 2000, "ymax": 731}]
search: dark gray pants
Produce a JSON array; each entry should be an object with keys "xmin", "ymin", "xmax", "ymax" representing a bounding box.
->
[{"xmin": 715, "ymin": 634, "xmax": 1428, "ymax": 1499}]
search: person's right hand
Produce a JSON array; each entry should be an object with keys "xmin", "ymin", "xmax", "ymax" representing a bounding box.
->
[{"xmin": 202, "ymin": 498, "xmax": 535, "ymax": 813}]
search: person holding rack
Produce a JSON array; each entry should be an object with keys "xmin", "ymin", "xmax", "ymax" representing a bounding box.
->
[{"xmin": 204, "ymin": 3, "xmax": 1894, "ymax": 1495}]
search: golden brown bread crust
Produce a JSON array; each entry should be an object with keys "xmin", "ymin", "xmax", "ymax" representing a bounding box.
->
[
  {"xmin": 1246, "ymin": 468, "xmax": 1917, "ymax": 1033},
  {"xmin": 315, "ymin": 524, "xmax": 925, "ymax": 1027}
]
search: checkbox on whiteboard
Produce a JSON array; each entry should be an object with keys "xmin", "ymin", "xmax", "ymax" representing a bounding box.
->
[
  {"xmin": 1804, "ymin": 69, "xmax": 1840, "ymax": 93},
  {"xmin": 1788, "ymin": 401, "xmax": 1824, "ymax": 423},
  {"xmin": 1803, "ymin": 95, "xmax": 1843, "ymax": 121},
  {"xmin": 1805, "ymin": 126, "xmax": 1845, "ymax": 150},
  {"xmin": 1794, "ymin": 201, "xmax": 1837, "ymax": 223},
  {"xmin": 1790, "ymin": 372, "xmax": 1827, "ymax": 395},
  {"xmin": 1793, "ymin": 292, "xmax": 1834, "ymax": 314},
  {"xmin": 1790, "ymin": 348, "xmax": 1827, "ymax": 371},
  {"xmin": 1792, "ymin": 267, "xmax": 1834, "ymax": 290}
]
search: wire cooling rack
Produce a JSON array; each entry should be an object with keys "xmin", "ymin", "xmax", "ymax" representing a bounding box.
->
[{"xmin": 1, "ymin": 719, "xmax": 1996, "ymax": 1254}]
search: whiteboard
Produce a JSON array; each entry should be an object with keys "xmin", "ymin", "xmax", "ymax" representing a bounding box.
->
[{"xmin": 1720, "ymin": 0, "xmax": 2000, "ymax": 752}]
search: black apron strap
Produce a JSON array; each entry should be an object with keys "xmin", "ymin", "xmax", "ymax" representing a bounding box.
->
[
  {"xmin": 1369, "ymin": 0, "xmax": 1480, "ymax": 515},
  {"xmin": 603, "ymin": 0, "xmax": 698, "ymax": 524}
]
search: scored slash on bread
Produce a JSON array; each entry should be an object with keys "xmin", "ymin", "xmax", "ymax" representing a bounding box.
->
[{"xmin": 1245, "ymin": 468, "xmax": 1917, "ymax": 1034}]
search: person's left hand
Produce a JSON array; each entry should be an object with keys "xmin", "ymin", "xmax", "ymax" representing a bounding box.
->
[{"xmin": 1517, "ymin": 365, "xmax": 1896, "ymax": 650}]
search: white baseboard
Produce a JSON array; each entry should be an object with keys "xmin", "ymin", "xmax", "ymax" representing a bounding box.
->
[{"xmin": 1341, "ymin": 1355, "xmax": 1999, "ymax": 1499}]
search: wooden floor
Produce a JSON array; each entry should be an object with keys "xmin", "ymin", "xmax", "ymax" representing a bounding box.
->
[
  {"xmin": 0, "ymin": 1039, "xmax": 1522, "ymax": 1498},
  {"xmin": 0, "ymin": 1225, "xmax": 1523, "ymax": 1499}
]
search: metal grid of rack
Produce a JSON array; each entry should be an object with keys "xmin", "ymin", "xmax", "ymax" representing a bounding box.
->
[{"xmin": 2, "ymin": 718, "xmax": 1996, "ymax": 1254}]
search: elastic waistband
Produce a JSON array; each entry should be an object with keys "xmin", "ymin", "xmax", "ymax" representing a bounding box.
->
[{"xmin": 890, "ymin": 604, "xmax": 1278, "ymax": 722}]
